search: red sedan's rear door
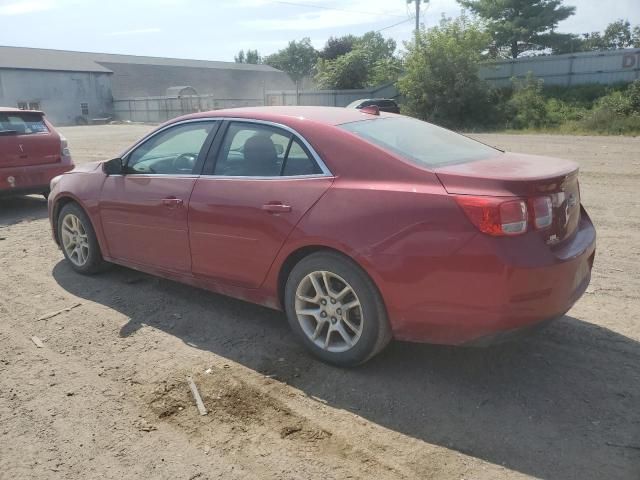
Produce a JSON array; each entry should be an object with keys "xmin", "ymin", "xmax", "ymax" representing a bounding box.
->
[{"xmin": 188, "ymin": 120, "xmax": 333, "ymax": 288}]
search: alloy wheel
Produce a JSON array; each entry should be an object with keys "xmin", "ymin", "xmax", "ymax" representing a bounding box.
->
[
  {"xmin": 60, "ymin": 213, "xmax": 90, "ymax": 267},
  {"xmin": 294, "ymin": 271, "xmax": 363, "ymax": 353}
]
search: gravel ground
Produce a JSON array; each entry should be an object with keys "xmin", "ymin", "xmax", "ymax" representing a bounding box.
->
[{"xmin": 0, "ymin": 125, "xmax": 638, "ymax": 480}]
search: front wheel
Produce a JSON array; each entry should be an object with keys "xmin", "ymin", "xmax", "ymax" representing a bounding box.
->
[
  {"xmin": 57, "ymin": 202, "xmax": 106, "ymax": 274},
  {"xmin": 284, "ymin": 251, "xmax": 391, "ymax": 367}
]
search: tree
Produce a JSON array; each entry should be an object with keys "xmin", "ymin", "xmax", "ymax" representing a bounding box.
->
[
  {"xmin": 356, "ymin": 31, "xmax": 397, "ymax": 65},
  {"xmin": 315, "ymin": 31, "xmax": 401, "ymax": 89},
  {"xmin": 544, "ymin": 20, "xmax": 640, "ymax": 54},
  {"xmin": 321, "ymin": 35, "xmax": 357, "ymax": 60},
  {"xmin": 458, "ymin": 0, "xmax": 575, "ymax": 58},
  {"xmin": 602, "ymin": 20, "xmax": 640, "ymax": 49},
  {"xmin": 397, "ymin": 16, "xmax": 492, "ymax": 128},
  {"xmin": 234, "ymin": 49, "xmax": 261, "ymax": 64},
  {"xmin": 316, "ymin": 50, "xmax": 369, "ymax": 89},
  {"xmin": 264, "ymin": 38, "xmax": 318, "ymax": 83}
]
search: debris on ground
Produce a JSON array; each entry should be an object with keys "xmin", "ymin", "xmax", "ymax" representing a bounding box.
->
[
  {"xmin": 187, "ymin": 376, "xmax": 208, "ymax": 416},
  {"xmin": 37, "ymin": 303, "xmax": 82, "ymax": 321}
]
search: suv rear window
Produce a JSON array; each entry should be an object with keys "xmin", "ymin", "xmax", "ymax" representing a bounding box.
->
[
  {"xmin": 340, "ymin": 116, "xmax": 497, "ymax": 167},
  {"xmin": 0, "ymin": 112, "xmax": 49, "ymax": 135}
]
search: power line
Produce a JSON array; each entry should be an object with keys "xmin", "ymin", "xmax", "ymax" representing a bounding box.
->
[
  {"xmin": 273, "ymin": 1, "xmax": 407, "ymax": 19},
  {"xmin": 376, "ymin": 18, "xmax": 413, "ymax": 33}
]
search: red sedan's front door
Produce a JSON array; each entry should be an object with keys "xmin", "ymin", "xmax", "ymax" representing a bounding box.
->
[
  {"xmin": 98, "ymin": 120, "xmax": 218, "ymax": 273},
  {"xmin": 99, "ymin": 175, "xmax": 198, "ymax": 272},
  {"xmin": 188, "ymin": 176, "xmax": 332, "ymax": 288}
]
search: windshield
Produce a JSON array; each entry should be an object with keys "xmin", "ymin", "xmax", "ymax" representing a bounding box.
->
[
  {"xmin": 346, "ymin": 99, "xmax": 367, "ymax": 108},
  {"xmin": 341, "ymin": 117, "xmax": 498, "ymax": 167}
]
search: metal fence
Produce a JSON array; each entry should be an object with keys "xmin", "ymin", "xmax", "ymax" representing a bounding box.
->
[
  {"xmin": 479, "ymin": 48, "xmax": 640, "ymax": 87},
  {"xmin": 113, "ymin": 95, "xmax": 264, "ymax": 123},
  {"xmin": 265, "ymin": 82, "xmax": 400, "ymax": 107}
]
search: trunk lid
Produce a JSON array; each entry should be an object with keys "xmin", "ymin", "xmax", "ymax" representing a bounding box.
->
[
  {"xmin": 436, "ymin": 152, "xmax": 581, "ymax": 244},
  {"xmin": 0, "ymin": 111, "xmax": 61, "ymax": 168}
]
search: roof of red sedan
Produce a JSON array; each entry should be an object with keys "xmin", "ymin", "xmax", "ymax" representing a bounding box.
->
[{"xmin": 184, "ymin": 106, "xmax": 396, "ymax": 126}]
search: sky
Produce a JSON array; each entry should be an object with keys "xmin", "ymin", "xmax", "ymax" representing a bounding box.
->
[{"xmin": 0, "ymin": 0, "xmax": 639, "ymax": 61}]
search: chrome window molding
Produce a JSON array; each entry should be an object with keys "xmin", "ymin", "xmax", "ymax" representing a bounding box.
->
[
  {"xmin": 196, "ymin": 174, "xmax": 330, "ymax": 181},
  {"xmin": 119, "ymin": 116, "xmax": 334, "ymax": 178},
  {"xmin": 119, "ymin": 118, "xmax": 217, "ymax": 161},
  {"xmin": 106, "ymin": 174, "xmax": 199, "ymax": 178}
]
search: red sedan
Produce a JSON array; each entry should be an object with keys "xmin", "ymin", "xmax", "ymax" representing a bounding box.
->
[
  {"xmin": 1, "ymin": 108, "xmax": 74, "ymax": 198},
  {"xmin": 48, "ymin": 107, "xmax": 595, "ymax": 366}
]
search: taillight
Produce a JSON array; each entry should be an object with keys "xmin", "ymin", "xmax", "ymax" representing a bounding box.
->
[
  {"xmin": 456, "ymin": 195, "xmax": 555, "ymax": 236},
  {"xmin": 455, "ymin": 196, "xmax": 528, "ymax": 236},
  {"xmin": 60, "ymin": 137, "xmax": 70, "ymax": 157},
  {"xmin": 530, "ymin": 196, "xmax": 553, "ymax": 229}
]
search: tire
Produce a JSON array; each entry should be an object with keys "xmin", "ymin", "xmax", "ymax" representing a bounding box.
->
[
  {"xmin": 284, "ymin": 251, "xmax": 392, "ymax": 367},
  {"xmin": 57, "ymin": 202, "xmax": 106, "ymax": 274}
]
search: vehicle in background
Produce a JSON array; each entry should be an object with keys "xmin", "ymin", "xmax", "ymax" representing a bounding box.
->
[
  {"xmin": 346, "ymin": 98, "xmax": 401, "ymax": 114},
  {"xmin": 48, "ymin": 106, "xmax": 595, "ymax": 366},
  {"xmin": 0, "ymin": 108, "xmax": 73, "ymax": 199}
]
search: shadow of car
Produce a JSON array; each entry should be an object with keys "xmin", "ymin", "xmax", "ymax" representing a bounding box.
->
[{"xmin": 52, "ymin": 259, "xmax": 640, "ymax": 480}]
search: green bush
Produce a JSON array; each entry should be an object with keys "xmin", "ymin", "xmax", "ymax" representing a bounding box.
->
[
  {"xmin": 572, "ymin": 108, "xmax": 640, "ymax": 135},
  {"xmin": 497, "ymin": 78, "xmax": 640, "ymax": 134},
  {"xmin": 507, "ymin": 74, "xmax": 549, "ymax": 128}
]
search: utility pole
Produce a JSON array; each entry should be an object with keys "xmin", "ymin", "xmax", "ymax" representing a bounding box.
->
[{"xmin": 407, "ymin": 0, "xmax": 426, "ymax": 41}]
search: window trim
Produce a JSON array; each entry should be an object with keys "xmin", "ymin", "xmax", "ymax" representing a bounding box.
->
[
  {"xmin": 118, "ymin": 117, "xmax": 333, "ymax": 180},
  {"xmin": 121, "ymin": 119, "xmax": 220, "ymax": 176},
  {"xmin": 206, "ymin": 120, "xmax": 325, "ymax": 179}
]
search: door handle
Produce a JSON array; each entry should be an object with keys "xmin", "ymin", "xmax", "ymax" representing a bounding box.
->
[
  {"xmin": 162, "ymin": 197, "xmax": 184, "ymax": 208},
  {"xmin": 262, "ymin": 202, "xmax": 292, "ymax": 213}
]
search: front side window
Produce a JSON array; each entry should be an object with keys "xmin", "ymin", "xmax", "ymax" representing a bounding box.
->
[
  {"xmin": 341, "ymin": 117, "xmax": 498, "ymax": 168},
  {"xmin": 214, "ymin": 122, "xmax": 321, "ymax": 177},
  {"xmin": 126, "ymin": 121, "xmax": 215, "ymax": 175},
  {"xmin": 0, "ymin": 112, "xmax": 49, "ymax": 134}
]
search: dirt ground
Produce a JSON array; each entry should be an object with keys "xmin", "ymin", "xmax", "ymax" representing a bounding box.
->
[{"xmin": 1, "ymin": 125, "xmax": 638, "ymax": 480}]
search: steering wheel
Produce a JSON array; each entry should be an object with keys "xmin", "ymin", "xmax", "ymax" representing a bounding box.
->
[{"xmin": 172, "ymin": 153, "xmax": 197, "ymax": 171}]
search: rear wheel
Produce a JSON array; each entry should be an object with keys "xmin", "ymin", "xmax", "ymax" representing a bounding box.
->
[
  {"xmin": 284, "ymin": 251, "xmax": 391, "ymax": 366},
  {"xmin": 57, "ymin": 202, "xmax": 106, "ymax": 274}
]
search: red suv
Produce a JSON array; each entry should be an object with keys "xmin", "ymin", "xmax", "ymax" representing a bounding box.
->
[{"xmin": 0, "ymin": 108, "xmax": 74, "ymax": 198}]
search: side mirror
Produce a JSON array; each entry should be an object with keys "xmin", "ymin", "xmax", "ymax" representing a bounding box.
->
[{"xmin": 103, "ymin": 157, "xmax": 124, "ymax": 175}]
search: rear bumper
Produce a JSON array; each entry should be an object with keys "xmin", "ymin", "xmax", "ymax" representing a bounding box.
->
[
  {"xmin": 383, "ymin": 208, "xmax": 596, "ymax": 345},
  {"xmin": 0, "ymin": 161, "xmax": 73, "ymax": 196}
]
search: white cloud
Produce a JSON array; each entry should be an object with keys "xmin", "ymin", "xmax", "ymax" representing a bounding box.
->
[
  {"xmin": 106, "ymin": 28, "xmax": 162, "ymax": 36},
  {"xmin": 0, "ymin": 0, "xmax": 56, "ymax": 15}
]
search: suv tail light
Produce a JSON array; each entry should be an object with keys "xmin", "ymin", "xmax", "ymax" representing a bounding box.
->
[
  {"xmin": 456, "ymin": 195, "xmax": 554, "ymax": 237},
  {"xmin": 60, "ymin": 137, "xmax": 71, "ymax": 157}
]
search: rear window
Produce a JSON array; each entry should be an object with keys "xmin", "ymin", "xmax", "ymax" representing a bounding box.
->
[
  {"xmin": 340, "ymin": 117, "xmax": 497, "ymax": 167},
  {"xmin": 0, "ymin": 112, "xmax": 49, "ymax": 135}
]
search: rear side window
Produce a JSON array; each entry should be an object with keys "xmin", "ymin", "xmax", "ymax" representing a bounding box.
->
[
  {"xmin": 282, "ymin": 139, "xmax": 321, "ymax": 176},
  {"xmin": 0, "ymin": 112, "xmax": 49, "ymax": 135},
  {"xmin": 340, "ymin": 117, "xmax": 497, "ymax": 168},
  {"xmin": 213, "ymin": 122, "xmax": 322, "ymax": 177}
]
